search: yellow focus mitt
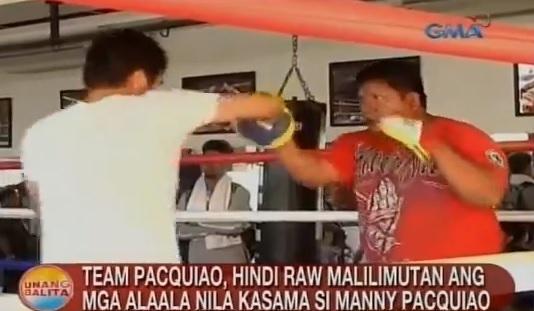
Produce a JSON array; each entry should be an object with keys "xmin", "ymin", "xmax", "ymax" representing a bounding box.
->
[{"xmin": 236, "ymin": 97, "xmax": 295, "ymax": 149}]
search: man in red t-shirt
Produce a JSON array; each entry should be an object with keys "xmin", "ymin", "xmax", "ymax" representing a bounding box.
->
[{"xmin": 272, "ymin": 59, "xmax": 508, "ymax": 262}]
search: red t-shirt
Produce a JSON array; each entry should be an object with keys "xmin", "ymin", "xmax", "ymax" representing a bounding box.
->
[{"xmin": 324, "ymin": 117, "xmax": 508, "ymax": 263}]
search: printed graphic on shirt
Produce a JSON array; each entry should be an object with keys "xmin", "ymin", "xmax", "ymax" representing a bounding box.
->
[
  {"xmin": 355, "ymin": 145, "xmax": 442, "ymax": 260},
  {"xmin": 357, "ymin": 146, "xmax": 440, "ymax": 185},
  {"xmin": 364, "ymin": 177, "xmax": 402, "ymax": 258},
  {"xmin": 485, "ymin": 149, "xmax": 505, "ymax": 168}
]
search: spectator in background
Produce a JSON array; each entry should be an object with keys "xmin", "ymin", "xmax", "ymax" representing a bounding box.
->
[
  {"xmin": 177, "ymin": 148, "xmax": 201, "ymax": 199},
  {"xmin": 323, "ymin": 184, "xmax": 362, "ymax": 263},
  {"xmin": 504, "ymin": 153, "xmax": 534, "ymax": 211},
  {"xmin": 177, "ymin": 140, "xmax": 252, "ymax": 263},
  {"xmin": 176, "ymin": 148, "xmax": 202, "ymax": 259},
  {"xmin": 501, "ymin": 152, "xmax": 534, "ymax": 252},
  {"xmin": 0, "ymin": 182, "xmax": 39, "ymax": 293},
  {"xmin": 502, "ymin": 153, "xmax": 534, "ymax": 311}
]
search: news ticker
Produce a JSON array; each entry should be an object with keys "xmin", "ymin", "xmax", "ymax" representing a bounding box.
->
[{"xmin": 19, "ymin": 264, "xmax": 514, "ymax": 311}]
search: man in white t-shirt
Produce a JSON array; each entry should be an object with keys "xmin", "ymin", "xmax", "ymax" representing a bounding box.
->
[{"xmin": 21, "ymin": 29, "xmax": 285, "ymax": 264}]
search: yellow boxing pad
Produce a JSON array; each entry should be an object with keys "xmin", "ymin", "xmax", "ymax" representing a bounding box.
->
[
  {"xmin": 237, "ymin": 107, "xmax": 296, "ymax": 149},
  {"xmin": 267, "ymin": 107, "xmax": 296, "ymax": 148}
]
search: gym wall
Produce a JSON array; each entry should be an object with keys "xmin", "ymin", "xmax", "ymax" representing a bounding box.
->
[{"xmin": 0, "ymin": 23, "xmax": 533, "ymax": 157}]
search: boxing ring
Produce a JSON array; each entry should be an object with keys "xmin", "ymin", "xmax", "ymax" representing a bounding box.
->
[
  {"xmin": 0, "ymin": 138, "xmax": 534, "ymax": 291},
  {"xmin": 1, "ymin": 0, "xmax": 534, "ymax": 308},
  {"xmin": 0, "ymin": 147, "xmax": 533, "ymax": 306}
]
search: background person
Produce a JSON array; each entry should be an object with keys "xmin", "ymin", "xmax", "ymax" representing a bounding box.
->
[
  {"xmin": 500, "ymin": 152, "xmax": 534, "ymax": 252},
  {"xmin": 177, "ymin": 140, "xmax": 252, "ymax": 263}
]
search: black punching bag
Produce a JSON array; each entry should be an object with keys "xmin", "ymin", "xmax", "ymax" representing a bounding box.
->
[{"xmin": 258, "ymin": 98, "xmax": 326, "ymax": 264}]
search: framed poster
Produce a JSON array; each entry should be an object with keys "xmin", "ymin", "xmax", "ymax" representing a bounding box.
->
[
  {"xmin": 514, "ymin": 64, "xmax": 534, "ymax": 116},
  {"xmin": 0, "ymin": 98, "xmax": 12, "ymax": 148},
  {"xmin": 60, "ymin": 89, "xmax": 86, "ymax": 109},
  {"xmin": 182, "ymin": 71, "xmax": 256, "ymax": 134},
  {"xmin": 329, "ymin": 56, "xmax": 420, "ymax": 127}
]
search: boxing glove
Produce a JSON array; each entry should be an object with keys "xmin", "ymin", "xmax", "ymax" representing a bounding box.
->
[
  {"xmin": 236, "ymin": 107, "xmax": 295, "ymax": 149},
  {"xmin": 378, "ymin": 116, "xmax": 430, "ymax": 161}
]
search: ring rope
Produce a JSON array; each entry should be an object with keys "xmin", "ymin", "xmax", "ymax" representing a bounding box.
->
[
  {"xmin": 0, "ymin": 139, "xmax": 531, "ymax": 169},
  {"xmin": 46, "ymin": 0, "xmax": 534, "ymax": 64},
  {"xmin": 1, "ymin": 209, "xmax": 533, "ymax": 222}
]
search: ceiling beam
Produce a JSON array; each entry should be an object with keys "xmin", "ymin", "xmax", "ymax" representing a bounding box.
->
[{"xmin": 0, "ymin": 19, "xmax": 204, "ymax": 54}]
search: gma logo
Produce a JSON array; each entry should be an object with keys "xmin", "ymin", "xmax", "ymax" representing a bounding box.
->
[{"xmin": 425, "ymin": 24, "xmax": 484, "ymax": 39}]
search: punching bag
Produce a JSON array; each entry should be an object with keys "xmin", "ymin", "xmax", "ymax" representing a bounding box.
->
[{"xmin": 258, "ymin": 98, "xmax": 326, "ymax": 263}]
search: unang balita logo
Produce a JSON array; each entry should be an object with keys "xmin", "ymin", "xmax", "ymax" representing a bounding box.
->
[{"xmin": 18, "ymin": 265, "xmax": 74, "ymax": 311}]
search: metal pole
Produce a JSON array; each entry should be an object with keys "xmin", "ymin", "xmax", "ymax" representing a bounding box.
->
[{"xmin": 48, "ymin": 2, "xmax": 60, "ymax": 45}]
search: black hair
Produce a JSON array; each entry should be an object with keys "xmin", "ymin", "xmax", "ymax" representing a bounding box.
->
[
  {"xmin": 202, "ymin": 140, "xmax": 234, "ymax": 154},
  {"xmin": 508, "ymin": 152, "xmax": 533, "ymax": 175},
  {"xmin": 356, "ymin": 59, "xmax": 427, "ymax": 109},
  {"xmin": 83, "ymin": 29, "xmax": 168, "ymax": 89}
]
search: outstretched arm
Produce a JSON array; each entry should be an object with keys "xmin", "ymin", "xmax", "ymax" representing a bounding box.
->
[
  {"xmin": 276, "ymin": 133, "xmax": 357, "ymax": 188},
  {"xmin": 276, "ymin": 140, "xmax": 340, "ymax": 188},
  {"xmin": 121, "ymin": 89, "xmax": 286, "ymax": 138},
  {"xmin": 211, "ymin": 93, "xmax": 285, "ymax": 123}
]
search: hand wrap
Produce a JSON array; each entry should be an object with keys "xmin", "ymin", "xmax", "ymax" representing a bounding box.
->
[{"xmin": 378, "ymin": 116, "xmax": 430, "ymax": 161}]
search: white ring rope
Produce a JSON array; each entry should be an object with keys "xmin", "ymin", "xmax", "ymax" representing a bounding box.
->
[
  {"xmin": 1, "ymin": 210, "xmax": 533, "ymax": 295},
  {"xmin": 1, "ymin": 209, "xmax": 534, "ymax": 222}
]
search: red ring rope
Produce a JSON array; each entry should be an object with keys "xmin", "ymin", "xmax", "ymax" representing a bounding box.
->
[
  {"xmin": 50, "ymin": 0, "xmax": 534, "ymax": 64},
  {"xmin": 1, "ymin": 139, "xmax": 533, "ymax": 170}
]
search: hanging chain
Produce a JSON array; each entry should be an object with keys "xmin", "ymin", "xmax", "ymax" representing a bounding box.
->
[
  {"xmin": 291, "ymin": 35, "xmax": 299, "ymax": 68},
  {"xmin": 278, "ymin": 35, "xmax": 315, "ymax": 101}
]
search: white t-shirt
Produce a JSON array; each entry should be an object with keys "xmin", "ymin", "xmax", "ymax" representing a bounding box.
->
[{"xmin": 21, "ymin": 89, "xmax": 220, "ymax": 263}]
